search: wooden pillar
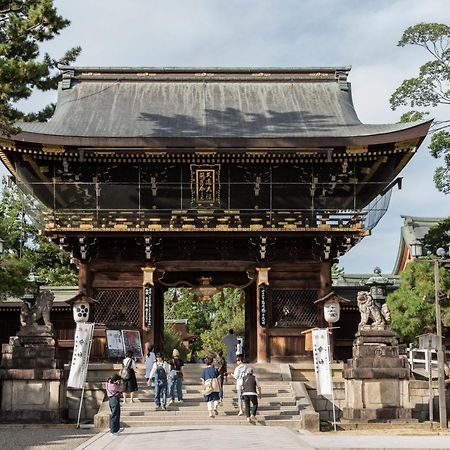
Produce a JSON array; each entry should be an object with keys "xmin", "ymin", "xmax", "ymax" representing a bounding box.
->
[
  {"xmin": 78, "ymin": 262, "xmax": 91, "ymax": 295},
  {"xmin": 318, "ymin": 261, "xmax": 332, "ymax": 328},
  {"xmin": 256, "ymin": 267, "xmax": 270, "ymax": 363}
]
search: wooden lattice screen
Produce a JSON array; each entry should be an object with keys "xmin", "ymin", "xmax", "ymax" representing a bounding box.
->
[
  {"xmin": 272, "ymin": 289, "xmax": 318, "ymax": 327},
  {"xmin": 93, "ymin": 289, "xmax": 140, "ymax": 326}
]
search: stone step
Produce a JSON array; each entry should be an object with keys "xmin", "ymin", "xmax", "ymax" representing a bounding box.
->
[
  {"xmin": 117, "ymin": 417, "xmax": 301, "ymax": 430},
  {"xmin": 121, "ymin": 409, "xmax": 299, "ymax": 417},
  {"xmin": 119, "ymin": 400, "xmax": 298, "ymax": 407},
  {"xmin": 120, "ymin": 405, "xmax": 299, "ymax": 413}
]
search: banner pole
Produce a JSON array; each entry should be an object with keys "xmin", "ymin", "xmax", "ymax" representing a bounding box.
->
[
  {"xmin": 76, "ymin": 323, "xmax": 95, "ymax": 429},
  {"xmin": 328, "ymin": 327, "xmax": 337, "ymax": 432}
]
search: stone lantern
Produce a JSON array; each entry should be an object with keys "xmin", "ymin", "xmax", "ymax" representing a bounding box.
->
[
  {"xmin": 66, "ymin": 292, "xmax": 97, "ymax": 323},
  {"xmin": 365, "ymin": 267, "xmax": 393, "ymax": 308}
]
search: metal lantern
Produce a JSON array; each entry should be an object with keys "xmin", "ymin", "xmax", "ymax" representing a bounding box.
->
[
  {"xmin": 324, "ymin": 299, "xmax": 340, "ymax": 323},
  {"xmin": 66, "ymin": 292, "xmax": 96, "ymax": 323},
  {"xmin": 365, "ymin": 267, "xmax": 393, "ymax": 304}
]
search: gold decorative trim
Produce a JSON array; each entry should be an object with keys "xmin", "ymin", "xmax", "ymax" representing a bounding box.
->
[
  {"xmin": 42, "ymin": 145, "xmax": 65, "ymax": 154},
  {"xmin": 256, "ymin": 267, "xmax": 271, "ymax": 286},
  {"xmin": 142, "ymin": 267, "xmax": 156, "ymax": 286},
  {"xmin": 346, "ymin": 146, "xmax": 368, "ymax": 155},
  {"xmin": 395, "ymin": 139, "xmax": 418, "ymax": 150},
  {"xmin": 0, "ymin": 138, "xmax": 15, "ymax": 149},
  {"xmin": 0, "ymin": 150, "xmax": 18, "ymax": 177}
]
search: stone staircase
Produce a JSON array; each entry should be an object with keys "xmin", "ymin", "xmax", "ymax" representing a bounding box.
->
[{"xmin": 94, "ymin": 363, "xmax": 316, "ymax": 430}]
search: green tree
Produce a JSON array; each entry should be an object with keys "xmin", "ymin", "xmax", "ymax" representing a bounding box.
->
[
  {"xmin": 27, "ymin": 236, "xmax": 78, "ymax": 285},
  {"xmin": 164, "ymin": 287, "xmax": 245, "ymax": 356},
  {"xmin": 163, "ymin": 325, "xmax": 188, "ymax": 361},
  {"xmin": 390, "ymin": 23, "xmax": 450, "ymax": 193},
  {"xmin": 421, "ymin": 218, "xmax": 450, "ymax": 254},
  {"xmin": 386, "ymin": 260, "xmax": 450, "ymax": 343},
  {"xmin": 0, "ymin": 176, "xmax": 77, "ymax": 295},
  {"xmin": 0, "ymin": 0, "xmax": 81, "ymax": 135}
]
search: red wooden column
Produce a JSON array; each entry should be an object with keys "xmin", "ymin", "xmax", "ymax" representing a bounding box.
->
[
  {"xmin": 318, "ymin": 261, "xmax": 332, "ymax": 328},
  {"xmin": 78, "ymin": 262, "xmax": 91, "ymax": 295},
  {"xmin": 256, "ymin": 267, "xmax": 270, "ymax": 363}
]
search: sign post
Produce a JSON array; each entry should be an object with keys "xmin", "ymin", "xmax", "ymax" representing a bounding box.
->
[
  {"xmin": 418, "ymin": 333, "xmax": 440, "ymax": 427},
  {"xmin": 312, "ymin": 328, "xmax": 336, "ymax": 431},
  {"xmin": 67, "ymin": 322, "xmax": 95, "ymax": 428}
]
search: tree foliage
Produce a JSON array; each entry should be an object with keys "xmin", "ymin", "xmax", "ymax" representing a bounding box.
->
[
  {"xmin": 0, "ymin": 176, "xmax": 77, "ymax": 296},
  {"xmin": 390, "ymin": 23, "xmax": 450, "ymax": 194},
  {"xmin": 0, "ymin": 0, "xmax": 81, "ymax": 135},
  {"xmin": 386, "ymin": 260, "xmax": 450, "ymax": 343},
  {"xmin": 422, "ymin": 217, "xmax": 450, "ymax": 254},
  {"xmin": 164, "ymin": 287, "xmax": 245, "ymax": 356}
]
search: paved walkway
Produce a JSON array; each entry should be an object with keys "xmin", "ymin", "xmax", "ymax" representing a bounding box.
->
[
  {"xmin": 2, "ymin": 424, "xmax": 450, "ymax": 449},
  {"xmin": 75, "ymin": 425, "xmax": 450, "ymax": 450},
  {"xmin": 0, "ymin": 424, "xmax": 95, "ymax": 450}
]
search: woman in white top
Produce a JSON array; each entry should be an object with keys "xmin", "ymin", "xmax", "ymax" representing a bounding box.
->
[
  {"xmin": 122, "ymin": 350, "xmax": 138, "ymax": 403},
  {"xmin": 145, "ymin": 344, "xmax": 156, "ymax": 381}
]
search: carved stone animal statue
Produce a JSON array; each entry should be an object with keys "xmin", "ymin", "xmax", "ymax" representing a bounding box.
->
[
  {"xmin": 357, "ymin": 291, "xmax": 391, "ymax": 331},
  {"xmin": 20, "ymin": 289, "xmax": 54, "ymax": 331}
]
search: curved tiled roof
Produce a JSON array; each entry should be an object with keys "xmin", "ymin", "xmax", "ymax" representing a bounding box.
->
[{"xmin": 14, "ymin": 66, "xmax": 430, "ymax": 142}]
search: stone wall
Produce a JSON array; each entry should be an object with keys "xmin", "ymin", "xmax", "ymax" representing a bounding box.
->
[
  {"xmin": 409, "ymin": 380, "xmax": 450, "ymax": 422},
  {"xmin": 307, "ymin": 381, "xmax": 345, "ymax": 422},
  {"xmin": 308, "ymin": 379, "xmax": 450, "ymax": 423},
  {"xmin": 65, "ymin": 363, "xmax": 120, "ymax": 422}
]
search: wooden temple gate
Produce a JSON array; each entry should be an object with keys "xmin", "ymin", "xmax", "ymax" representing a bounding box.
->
[{"xmin": 0, "ymin": 66, "xmax": 430, "ymax": 361}]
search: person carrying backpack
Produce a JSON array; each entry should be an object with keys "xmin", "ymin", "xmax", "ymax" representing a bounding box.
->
[
  {"xmin": 121, "ymin": 350, "xmax": 138, "ymax": 403},
  {"xmin": 213, "ymin": 350, "xmax": 227, "ymax": 403},
  {"xmin": 149, "ymin": 352, "xmax": 170, "ymax": 409},
  {"xmin": 241, "ymin": 367, "xmax": 262, "ymax": 423}
]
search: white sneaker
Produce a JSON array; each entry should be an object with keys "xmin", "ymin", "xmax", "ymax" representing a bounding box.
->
[
  {"xmin": 250, "ymin": 415, "xmax": 256, "ymax": 421},
  {"xmin": 168, "ymin": 399, "xmax": 173, "ymax": 405},
  {"xmin": 238, "ymin": 410, "xmax": 244, "ymax": 416}
]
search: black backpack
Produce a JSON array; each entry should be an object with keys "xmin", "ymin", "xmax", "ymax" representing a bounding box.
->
[{"xmin": 155, "ymin": 364, "xmax": 167, "ymax": 384}]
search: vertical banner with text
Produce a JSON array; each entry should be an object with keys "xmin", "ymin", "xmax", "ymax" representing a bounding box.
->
[
  {"xmin": 144, "ymin": 285, "xmax": 153, "ymax": 327},
  {"xmin": 142, "ymin": 267, "xmax": 155, "ymax": 330},
  {"xmin": 68, "ymin": 322, "xmax": 95, "ymax": 389},
  {"xmin": 312, "ymin": 328, "xmax": 333, "ymax": 396},
  {"xmin": 259, "ymin": 284, "xmax": 268, "ymax": 327}
]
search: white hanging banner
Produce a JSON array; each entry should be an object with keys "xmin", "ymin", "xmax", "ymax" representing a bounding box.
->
[
  {"xmin": 312, "ymin": 328, "xmax": 333, "ymax": 396},
  {"xmin": 68, "ymin": 322, "xmax": 95, "ymax": 389}
]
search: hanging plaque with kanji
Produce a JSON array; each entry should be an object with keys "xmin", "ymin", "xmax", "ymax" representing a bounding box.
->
[{"xmin": 191, "ymin": 164, "xmax": 220, "ymax": 208}]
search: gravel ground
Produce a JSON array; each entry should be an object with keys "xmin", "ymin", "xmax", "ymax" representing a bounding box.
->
[{"xmin": 0, "ymin": 425, "xmax": 96, "ymax": 450}]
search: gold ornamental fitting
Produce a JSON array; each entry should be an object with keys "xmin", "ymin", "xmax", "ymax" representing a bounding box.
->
[
  {"xmin": 142, "ymin": 267, "xmax": 156, "ymax": 286},
  {"xmin": 256, "ymin": 267, "xmax": 271, "ymax": 286}
]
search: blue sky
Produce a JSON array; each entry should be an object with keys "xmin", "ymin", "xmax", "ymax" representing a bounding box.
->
[{"xmin": 2, "ymin": 0, "xmax": 450, "ymax": 273}]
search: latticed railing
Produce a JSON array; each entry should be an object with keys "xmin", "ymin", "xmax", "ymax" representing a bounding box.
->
[
  {"xmin": 93, "ymin": 289, "xmax": 140, "ymax": 326},
  {"xmin": 272, "ymin": 289, "xmax": 318, "ymax": 327}
]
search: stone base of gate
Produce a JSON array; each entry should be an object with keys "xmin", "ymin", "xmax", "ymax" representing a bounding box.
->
[{"xmin": 0, "ymin": 335, "xmax": 66, "ymax": 422}]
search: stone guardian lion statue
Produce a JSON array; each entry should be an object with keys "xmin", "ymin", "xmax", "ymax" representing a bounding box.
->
[
  {"xmin": 20, "ymin": 289, "xmax": 55, "ymax": 332},
  {"xmin": 357, "ymin": 291, "xmax": 391, "ymax": 331}
]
